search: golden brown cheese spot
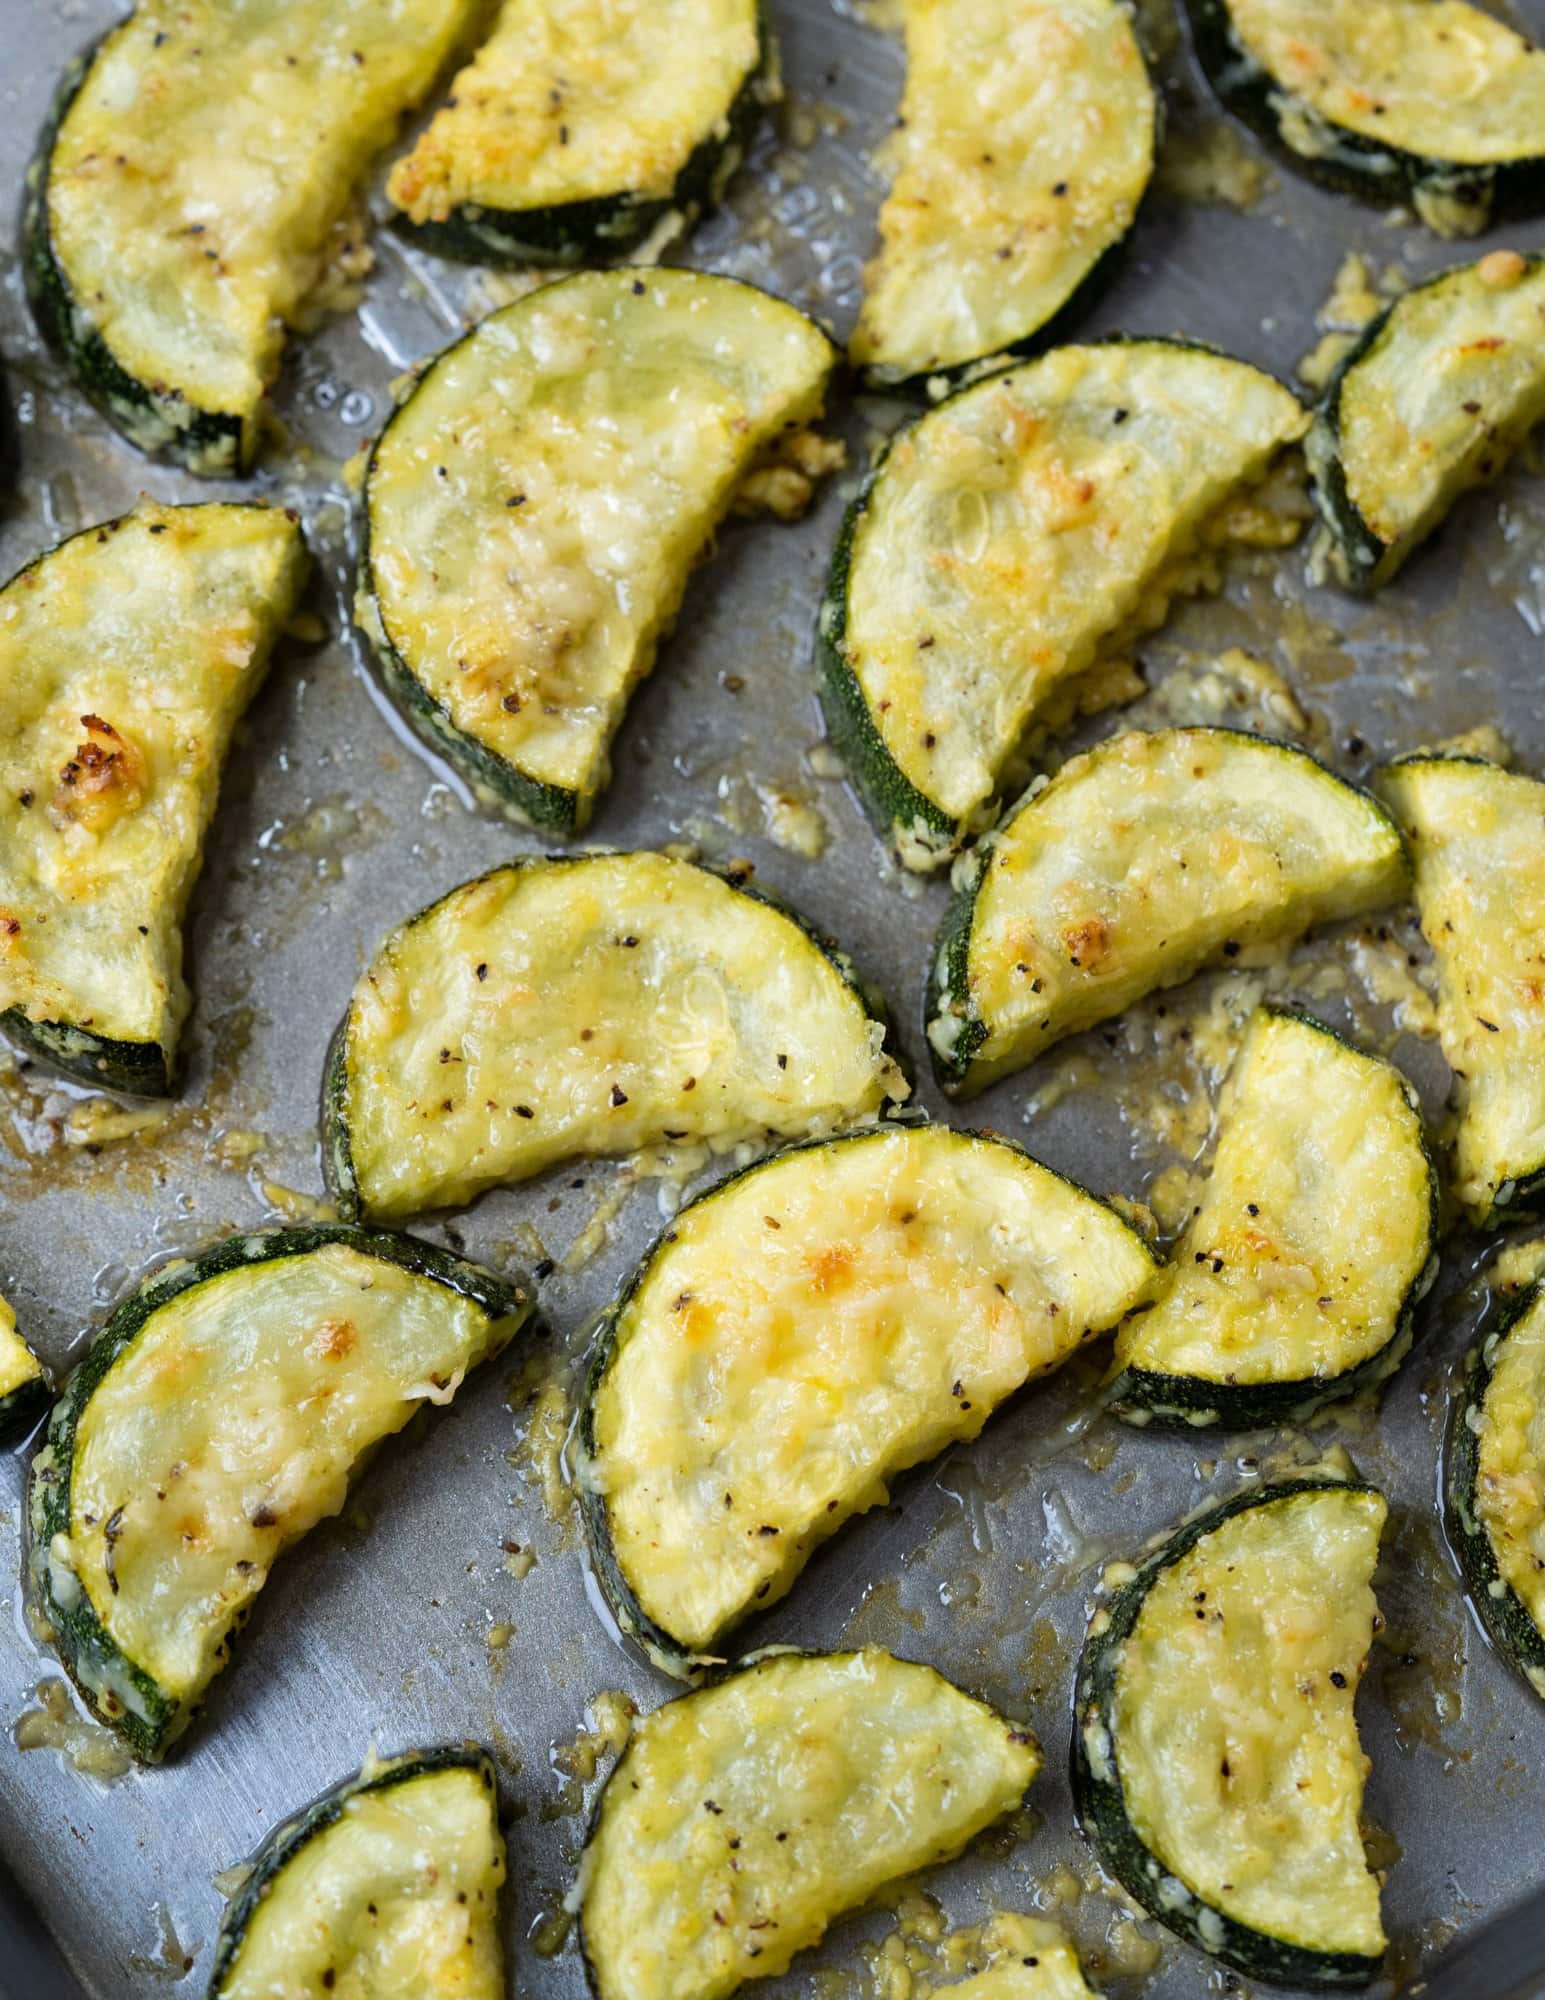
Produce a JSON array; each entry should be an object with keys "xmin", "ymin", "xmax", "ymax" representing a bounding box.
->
[{"xmin": 50, "ymin": 714, "xmax": 146, "ymax": 834}]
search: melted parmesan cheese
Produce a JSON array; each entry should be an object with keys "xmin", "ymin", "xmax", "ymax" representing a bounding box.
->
[
  {"xmin": 1222, "ymin": 0, "xmax": 1545, "ymax": 167},
  {"xmin": 939, "ymin": 729, "xmax": 1406, "ymax": 1089},
  {"xmin": 0, "ymin": 504, "xmax": 306, "ymax": 1063},
  {"xmin": 590, "ymin": 1125, "xmax": 1156, "ymax": 1653},
  {"xmin": 850, "ymin": 0, "xmax": 1155, "ymax": 380},
  {"xmin": 929, "ymin": 1916, "xmax": 1098, "ymax": 2000},
  {"xmin": 1111, "ymin": 1487, "xmax": 1386, "ymax": 1957},
  {"xmin": 216, "ymin": 1763, "xmax": 505, "ymax": 2000},
  {"xmin": 0, "ymin": 1292, "xmax": 43, "ymax": 1404},
  {"xmin": 337, "ymin": 853, "xmax": 906, "ymax": 1221},
  {"xmin": 67, "ymin": 1241, "xmax": 520, "ymax": 1710},
  {"xmin": 364, "ymin": 271, "xmax": 834, "ymax": 817},
  {"xmin": 582, "ymin": 1650, "xmax": 1039, "ymax": 2000},
  {"xmin": 388, "ymin": 0, "xmax": 759, "ymax": 225},
  {"xmin": 1380, "ymin": 757, "xmax": 1545, "ymax": 1220},
  {"xmin": 844, "ymin": 346, "xmax": 1307, "ymax": 828},
  {"xmin": 1474, "ymin": 1289, "xmax": 1545, "ymax": 1647},
  {"xmin": 1117, "ymin": 1010, "xmax": 1431, "ymax": 1392},
  {"xmin": 47, "ymin": 0, "xmax": 474, "ymax": 441}
]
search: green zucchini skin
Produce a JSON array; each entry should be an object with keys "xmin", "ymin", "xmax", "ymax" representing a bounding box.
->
[
  {"xmin": 1308, "ymin": 333, "xmax": 1387, "ymax": 592},
  {"xmin": 0, "ymin": 1370, "xmax": 51, "ymax": 1447},
  {"xmin": 1072, "ymin": 1476, "xmax": 1387, "ymax": 1992},
  {"xmin": 28, "ymin": 1227, "xmax": 530, "ymax": 1762},
  {"xmin": 0, "ymin": 1009, "xmax": 177, "ymax": 1100},
  {"xmin": 208, "ymin": 1745, "xmax": 500, "ymax": 1993}
]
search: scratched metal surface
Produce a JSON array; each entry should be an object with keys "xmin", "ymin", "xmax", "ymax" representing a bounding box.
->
[{"xmin": 1, "ymin": 3, "xmax": 1544, "ymax": 1996}]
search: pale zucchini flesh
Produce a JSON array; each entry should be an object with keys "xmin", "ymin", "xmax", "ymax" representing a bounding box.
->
[
  {"xmin": 928, "ymin": 729, "xmax": 1408, "ymax": 1096},
  {"xmin": 580, "ymin": 1123, "xmax": 1158, "ymax": 1668},
  {"xmin": 0, "ymin": 502, "xmax": 308, "ymax": 1095},
  {"xmin": 210, "ymin": 1749, "xmax": 506, "ymax": 2000},
  {"xmin": 29, "ymin": 0, "xmax": 474, "ymax": 473},
  {"xmin": 849, "ymin": 0, "xmax": 1156, "ymax": 385},
  {"xmin": 28, "ymin": 1227, "xmax": 530, "ymax": 1760},
  {"xmin": 1379, "ymin": 756, "xmax": 1545, "ymax": 1223},
  {"xmin": 1111, "ymin": 1008, "xmax": 1436, "ymax": 1428},
  {"xmin": 360, "ymin": 270, "xmax": 837, "ymax": 831},
  {"xmin": 387, "ymin": 0, "xmax": 765, "ymax": 262},
  {"xmin": 1075, "ymin": 1480, "xmax": 1388, "ymax": 1988},
  {"xmin": 819, "ymin": 343, "xmax": 1309, "ymax": 867},
  {"xmin": 324, "ymin": 852, "xmax": 907, "ymax": 1224},
  {"xmin": 1309, "ymin": 252, "xmax": 1545, "ymax": 588},
  {"xmin": 580, "ymin": 1648, "xmax": 1040, "ymax": 2000},
  {"xmin": 0, "ymin": 1291, "xmax": 48, "ymax": 1441}
]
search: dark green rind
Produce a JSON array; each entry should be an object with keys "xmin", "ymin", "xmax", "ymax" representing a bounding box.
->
[
  {"xmin": 24, "ymin": 34, "xmax": 248, "ymax": 476},
  {"xmin": 1443, "ymin": 1273, "xmax": 1545, "ymax": 1698},
  {"xmin": 320, "ymin": 852, "xmax": 909, "ymax": 1224},
  {"xmin": 28, "ymin": 1226, "xmax": 532, "ymax": 1762},
  {"xmin": 577, "ymin": 1122, "xmax": 1160, "ymax": 1676},
  {"xmin": 1108, "ymin": 1005, "xmax": 1441, "ymax": 1430},
  {"xmin": 1183, "ymin": 0, "xmax": 1545, "ymax": 232},
  {"xmin": 208, "ymin": 1745, "xmax": 500, "ymax": 1995},
  {"xmin": 1072, "ymin": 1475, "xmax": 1388, "ymax": 1992},
  {"xmin": 0, "ymin": 1368, "xmax": 51, "ymax": 1447}
]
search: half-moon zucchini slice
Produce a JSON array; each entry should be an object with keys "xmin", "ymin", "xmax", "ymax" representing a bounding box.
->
[
  {"xmin": 927, "ymin": 729, "xmax": 1407, "ymax": 1097},
  {"xmin": 28, "ymin": 1227, "xmax": 531, "ymax": 1761},
  {"xmin": 387, "ymin": 0, "xmax": 767, "ymax": 264},
  {"xmin": 0, "ymin": 501, "xmax": 309, "ymax": 1095},
  {"xmin": 579, "ymin": 1648, "xmax": 1040, "ymax": 2000},
  {"xmin": 209, "ymin": 1746, "xmax": 506, "ymax": 1999},
  {"xmin": 1073, "ymin": 1477, "xmax": 1389, "ymax": 1990},
  {"xmin": 27, "ymin": 0, "xmax": 473, "ymax": 474},
  {"xmin": 1379, "ymin": 755, "xmax": 1545, "ymax": 1223},
  {"xmin": 1309, "ymin": 251, "xmax": 1545, "ymax": 589},
  {"xmin": 578, "ymin": 1123, "xmax": 1158, "ymax": 1672},
  {"xmin": 1184, "ymin": 0, "xmax": 1545, "ymax": 238},
  {"xmin": 359, "ymin": 269, "xmax": 837, "ymax": 833},
  {"xmin": 1110, "ymin": 1008, "xmax": 1436, "ymax": 1429},
  {"xmin": 819, "ymin": 343, "xmax": 1308, "ymax": 868},
  {"xmin": 324, "ymin": 852, "xmax": 908, "ymax": 1224},
  {"xmin": 848, "ymin": 0, "xmax": 1157, "ymax": 387},
  {"xmin": 927, "ymin": 1918, "xmax": 1100, "ymax": 2000},
  {"xmin": 0, "ymin": 1291, "xmax": 49, "ymax": 1443},
  {"xmin": 1446, "ymin": 1273, "xmax": 1545, "ymax": 1699}
]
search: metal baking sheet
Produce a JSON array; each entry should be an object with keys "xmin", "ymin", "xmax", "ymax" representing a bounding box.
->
[{"xmin": 2, "ymin": 3, "xmax": 1545, "ymax": 1995}]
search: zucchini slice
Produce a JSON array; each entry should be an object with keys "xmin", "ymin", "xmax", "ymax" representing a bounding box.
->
[
  {"xmin": 1073, "ymin": 1478, "xmax": 1389, "ymax": 1989},
  {"xmin": 0, "ymin": 502, "xmax": 308, "ymax": 1096},
  {"xmin": 386, "ymin": 0, "xmax": 767, "ymax": 264},
  {"xmin": 1446, "ymin": 1275, "xmax": 1545, "ymax": 1699},
  {"xmin": 579, "ymin": 1123, "xmax": 1158, "ymax": 1671},
  {"xmin": 28, "ymin": 1227, "xmax": 530, "ymax": 1761},
  {"xmin": 927, "ymin": 729, "xmax": 1407, "ymax": 1097},
  {"xmin": 324, "ymin": 851, "xmax": 907, "ymax": 1224},
  {"xmin": 927, "ymin": 1918, "xmax": 1099, "ymax": 2000},
  {"xmin": 1110, "ymin": 1008, "xmax": 1436, "ymax": 1429},
  {"xmin": 359, "ymin": 270, "xmax": 837, "ymax": 832},
  {"xmin": 819, "ymin": 343, "xmax": 1308, "ymax": 868},
  {"xmin": 0, "ymin": 1291, "xmax": 49, "ymax": 1443},
  {"xmin": 848, "ymin": 0, "xmax": 1157, "ymax": 387},
  {"xmin": 1379, "ymin": 755, "xmax": 1545, "ymax": 1223},
  {"xmin": 579, "ymin": 1648, "xmax": 1040, "ymax": 2000},
  {"xmin": 1309, "ymin": 252, "xmax": 1545, "ymax": 589},
  {"xmin": 27, "ymin": 1, "xmax": 472, "ymax": 475},
  {"xmin": 1184, "ymin": 0, "xmax": 1545, "ymax": 237},
  {"xmin": 209, "ymin": 1746, "xmax": 505, "ymax": 1998}
]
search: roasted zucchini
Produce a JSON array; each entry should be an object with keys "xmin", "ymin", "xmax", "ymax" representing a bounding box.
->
[
  {"xmin": 325, "ymin": 851, "xmax": 907, "ymax": 1224},
  {"xmin": 28, "ymin": 1, "xmax": 474, "ymax": 475},
  {"xmin": 928, "ymin": 729, "xmax": 1407, "ymax": 1096},
  {"xmin": 28, "ymin": 1227, "xmax": 531, "ymax": 1761},
  {"xmin": 209, "ymin": 1746, "xmax": 505, "ymax": 1998},
  {"xmin": 0, "ymin": 1291, "xmax": 48, "ymax": 1443},
  {"xmin": 1185, "ymin": 0, "xmax": 1545, "ymax": 237},
  {"xmin": 819, "ymin": 342, "xmax": 1308, "ymax": 868},
  {"xmin": 1309, "ymin": 251, "xmax": 1545, "ymax": 589},
  {"xmin": 1110, "ymin": 1008, "xmax": 1436, "ymax": 1429},
  {"xmin": 928, "ymin": 1918, "xmax": 1099, "ymax": 2000},
  {"xmin": 578, "ymin": 1123, "xmax": 1157, "ymax": 1672},
  {"xmin": 1446, "ymin": 1272, "xmax": 1545, "ymax": 1699},
  {"xmin": 359, "ymin": 269, "xmax": 837, "ymax": 832},
  {"xmin": 1074, "ymin": 1477, "xmax": 1389, "ymax": 1989},
  {"xmin": 0, "ymin": 502, "xmax": 308, "ymax": 1095},
  {"xmin": 849, "ymin": 0, "xmax": 1156, "ymax": 387},
  {"xmin": 1379, "ymin": 755, "xmax": 1545, "ymax": 1223},
  {"xmin": 579, "ymin": 1648, "xmax": 1040, "ymax": 2000},
  {"xmin": 387, "ymin": 0, "xmax": 767, "ymax": 263}
]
